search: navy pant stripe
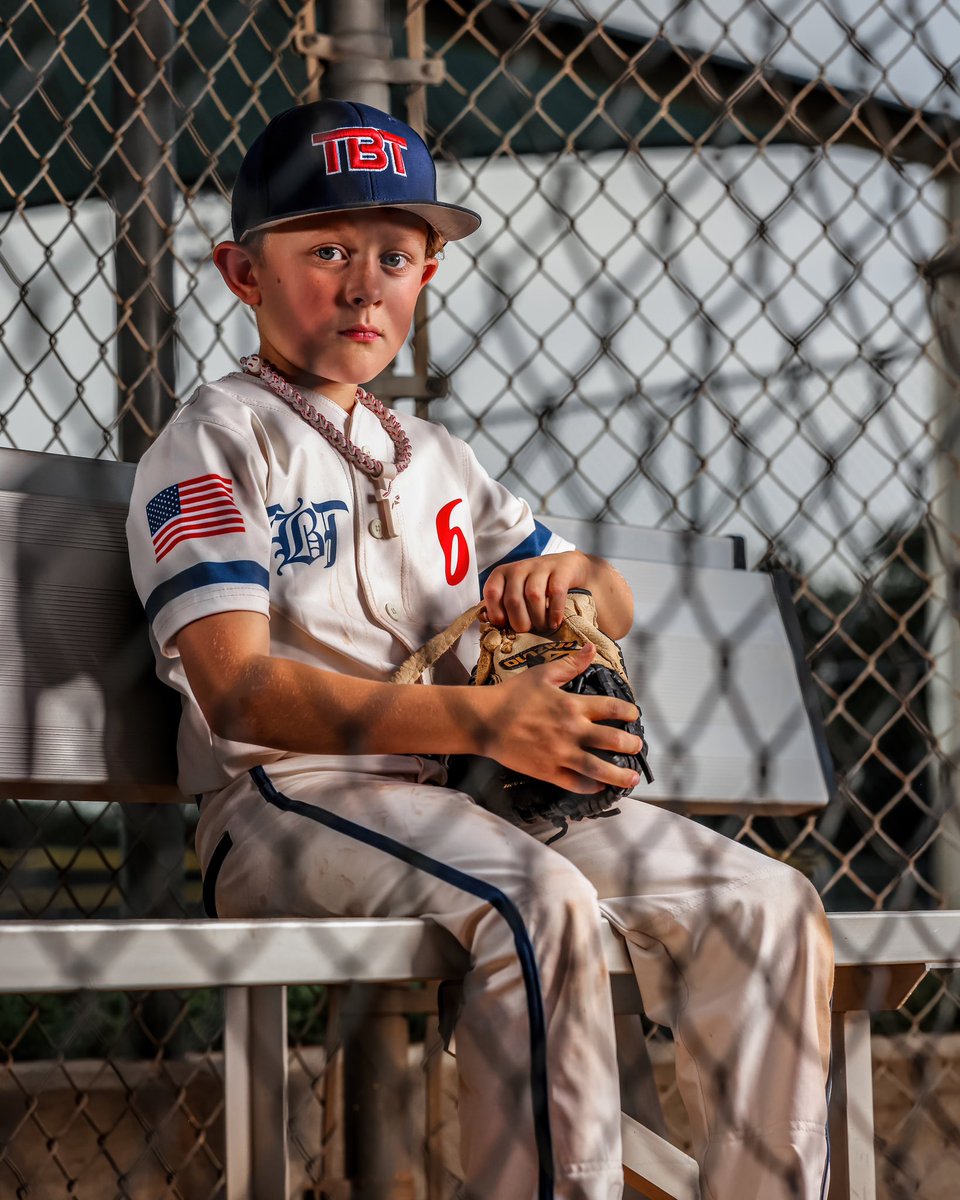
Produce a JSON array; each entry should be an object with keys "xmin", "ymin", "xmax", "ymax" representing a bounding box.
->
[
  {"xmin": 820, "ymin": 1006, "xmax": 833, "ymax": 1200},
  {"xmin": 249, "ymin": 765, "xmax": 555, "ymax": 1199},
  {"xmin": 202, "ymin": 829, "xmax": 233, "ymax": 919}
]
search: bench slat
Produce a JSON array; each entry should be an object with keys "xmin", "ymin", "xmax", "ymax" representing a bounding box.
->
[{"xmin": 0, "ymin": 912, "xmax": 956, "ymax": 994}]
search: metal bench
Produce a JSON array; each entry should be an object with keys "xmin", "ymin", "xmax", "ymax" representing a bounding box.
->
[
  {"xmin": 3, "ymin": 444, "xmax": 935, "ymax": 1200},
  {"xmin": 1, "ymin": 912, "xmax": 958, "ymax": 1200}
]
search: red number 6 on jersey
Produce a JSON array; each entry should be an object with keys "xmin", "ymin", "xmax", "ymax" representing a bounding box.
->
[{"xmin": 436, "ymin": 498, "xmax": 470, "ymax": 586}]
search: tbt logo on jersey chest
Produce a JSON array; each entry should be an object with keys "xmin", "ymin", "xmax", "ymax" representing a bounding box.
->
[{"xmin": 267, "ymin": 498, "xmax": 348, "ymax": 574}]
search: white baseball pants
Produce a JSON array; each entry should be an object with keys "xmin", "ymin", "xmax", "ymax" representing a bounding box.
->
[{"xmin": 197, "ymin": 756, "xmax": 834, "ymax": 1200}]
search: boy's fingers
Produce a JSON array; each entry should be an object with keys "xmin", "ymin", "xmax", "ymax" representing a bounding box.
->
[
  {"xmin": 538, "ymin": 642, "xmax": 596, "ymax": 686},
  {"xmin": 546, "ymin": 587, "xmax": 567, "ymax": 630},
  {"xmin": 578, "ymin": 752, "xmax": 641, "ymax": 790},
  {"xmin": 566, "ymin": 750, "xmax": 640, "ymax": 791},
  {"xmin": 502, "ymin": 573, "xmax": 534, "ymax": 631},
  {"xmin": 481, "ymin": 576, "xmax": 505, "ymax": 626},
  {"xmin": 523, "ymin": 575, "xmax": 549, "ymax": 631},
  {"xmin": 581, "ymin": 725, "xmax": 645, "ymax": 756},
  {"xmin": 584, "ymin": 696, "xmax": 640, "ymax": 725},
  {"xmin": 552, "ymin": 769, "xmax": 604, "ymax": 795}
]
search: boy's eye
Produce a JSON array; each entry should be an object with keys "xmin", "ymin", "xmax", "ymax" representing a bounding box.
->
[
  {"xmin": 381, "ymin": 252, "xmax": 408, "ymax": 269},
  {"xmin": 315, "ymin": 246, "xmax": 344, "ymax": 261}
]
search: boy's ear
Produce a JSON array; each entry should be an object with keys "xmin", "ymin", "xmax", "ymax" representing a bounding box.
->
[
  {"xmin": 420, "ymin": 257, "xmax": 440, "ymax": 289},
  {"xmin": 213, "ymin": 241, "xmax": 262, "ymax": 307}
]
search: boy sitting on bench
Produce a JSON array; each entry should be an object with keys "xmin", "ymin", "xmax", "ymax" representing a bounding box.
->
[{"xmin": 127, "ymin": 99, "xmax": 834, "ymax": 1200}]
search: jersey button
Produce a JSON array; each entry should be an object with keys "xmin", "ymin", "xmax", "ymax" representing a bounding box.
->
[
  {"xmin": 369, "ymin": 519, "xmax": 383, "ymax": 538},
  {"xmin": 385, "ymin": 602, "xmax": 401, "ymax": 620}
]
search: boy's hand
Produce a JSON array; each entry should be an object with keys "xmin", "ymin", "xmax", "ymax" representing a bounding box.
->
[
  {"xmin": 482, "ymin": 550, "xmax": 588, "ymax": 633},
  {"xmin": 470, "ymin": 641, "xmax": 644, "ymax": 794}
]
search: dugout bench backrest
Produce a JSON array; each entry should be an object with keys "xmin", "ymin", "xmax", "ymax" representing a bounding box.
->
[
  {"xmin": 548, "ymin": 516, "xmax": 833, "ymax": 814},
  {"xmin": 0, "ymin": 447, "xmax": 832, "ymax": 814},
  {"xmin": 0, "ymin": 448, "xmax": 180, "ymax": 802}
]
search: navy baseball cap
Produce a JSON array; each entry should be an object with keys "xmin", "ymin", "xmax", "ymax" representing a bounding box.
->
[{"xmin": 231, "ymin": 99, "xmax": 481, "ymax": 243}]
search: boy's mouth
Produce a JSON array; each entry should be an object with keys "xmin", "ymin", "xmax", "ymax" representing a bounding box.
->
[{"xmin": 340, "ymin": 326, "xmax": 381, "ymax": 342}]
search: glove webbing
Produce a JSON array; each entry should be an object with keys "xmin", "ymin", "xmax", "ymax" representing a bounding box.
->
[
  {"xmin": 391, "ymin": 602, "xmax": 624, "ymax": 685},
  {"xmin": 391, "ymin": 603, "xmax": 485, "ymax": 685}
]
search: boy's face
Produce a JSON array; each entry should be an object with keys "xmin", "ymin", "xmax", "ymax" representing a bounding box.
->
[{"xmin": 215, "ymin": 208, "xmax": 438, "ymax": 409}]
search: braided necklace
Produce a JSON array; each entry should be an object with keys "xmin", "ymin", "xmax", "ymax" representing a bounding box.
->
[{"xmin": 241, "ymin": 353, "xmax": 410, "ymax": 537}]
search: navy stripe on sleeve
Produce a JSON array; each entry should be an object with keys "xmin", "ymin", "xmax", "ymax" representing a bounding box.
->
[
  {"xmin": 478, "ymin": 520, "xmax": 554, "ymax": 592},
  {"xmin": 144, "ymin": 559, "xmax": 269, "ymax": 624}
]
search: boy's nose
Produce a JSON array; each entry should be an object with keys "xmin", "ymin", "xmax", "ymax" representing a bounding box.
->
[{"xmin": 345, "ymin": 259, "xmax": 382, "ymax": 308}]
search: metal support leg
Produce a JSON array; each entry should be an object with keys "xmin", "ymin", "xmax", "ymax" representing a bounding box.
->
[
  {"xmin": 224, "ymin": 986, "xmax": 289, "ymax": 1200},
  {"xmin": 615, "ymin": 1013, "xmax": 668, "ymax": 1138},
  {"xmin": 343, "ymin": 983, "xmax": 417, "ymax": 1200},
  {"xmin": 616, "ymin": 1014, "xmax": 671, "ymax": 1200},
  {"xmin": 318, "ymin": 986, "xmax": 351, "ymax": 1200},
  {"xmin": 828, "ymin": 1010, "xmax": 877, "ymax": 1200},
  {"xmin": 423, "ymin": 1020, "xmax": 449, "ymax": 1200}
]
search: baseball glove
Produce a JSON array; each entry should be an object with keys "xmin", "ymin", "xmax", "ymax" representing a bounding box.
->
[{"xmin": 392, "ymin": 589, "xmax": 652, "ymax": 842}]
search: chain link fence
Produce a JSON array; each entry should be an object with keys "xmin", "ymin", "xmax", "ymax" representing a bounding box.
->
[{"xmin": 2, "ymin": 0, "xmax": 960, "ymax": 1196}]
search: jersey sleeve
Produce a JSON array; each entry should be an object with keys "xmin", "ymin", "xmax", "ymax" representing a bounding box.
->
[
  {"xmin": 457, "ymin": 439, "xmax": 574, "ymax": 589},
  {"xmin": 126, "ymin": 414, "xmax": 272, "ymax": 656}
]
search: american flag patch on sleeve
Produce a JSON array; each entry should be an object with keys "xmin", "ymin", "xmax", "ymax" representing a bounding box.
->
[{"xmin": 145, "ymin": 473, "xmax": 246, "ymax": 563}]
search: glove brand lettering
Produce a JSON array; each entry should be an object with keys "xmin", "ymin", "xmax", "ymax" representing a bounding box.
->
[
  {"xmin": 267, "ymin": 498, "xmax": 349, "ymax": 574},
  {"xmin": 436, "ymin": 498, "xmax": 470, "ymax": 586},
  {"xmin": 311, "ymin": 126, "xmax": 408, "ymax": 175},
  {"xmin": 500, "ymin": 641, "xmax": 580, "ymax": 671}
]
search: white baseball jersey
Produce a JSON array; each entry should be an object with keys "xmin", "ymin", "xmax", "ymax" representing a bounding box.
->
[
  {"xmin": 127, "ymin": 374, "xmax": 833, "ymax": 1200},
  {"xmin": 126, "ymin": 371, "xmax": 573, "ymax": 795}
]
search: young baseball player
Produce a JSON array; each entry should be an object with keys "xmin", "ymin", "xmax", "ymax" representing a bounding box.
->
[{"xmin": 126, "ymin": 99, "xmax": 834, "ymax": 1200}]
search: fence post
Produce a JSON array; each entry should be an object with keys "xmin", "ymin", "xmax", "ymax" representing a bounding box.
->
[
  {"xmin": 110, "ymin": 0, "xmax": 186, "ymax": 1051},
  {"xmin": 308, "ymin": 0, "xmax": 445, "ymax": 415},
  {"xmin": 112, "ymin": 0, "xmax": 179, "ymax": 459},
  {"xmin": 403, "ymin": 0, "xmax": 436, "ymax": 423},
  {"xmin": 326, "ymin": 0, "xmax": 392, "ymax": 110},
  {"xmin": 928, "ymin": 172, "xmax": 960, "ymax": 908}
]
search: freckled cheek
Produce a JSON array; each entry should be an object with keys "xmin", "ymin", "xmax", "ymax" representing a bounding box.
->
[
  {"xmin": 275, "ymin": 283, "xmax": 334, "ymax": 328},
  {"xmin": 384, "ymin": 292, "xmax": 420, "ymax": 335}
]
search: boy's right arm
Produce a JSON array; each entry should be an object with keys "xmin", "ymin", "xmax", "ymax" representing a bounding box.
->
[{"xmin": 177, "ymin": 611, "xmax": 643, "ymax": 795}]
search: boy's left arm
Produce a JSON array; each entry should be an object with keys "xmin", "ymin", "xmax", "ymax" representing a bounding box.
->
[{"xmin": 482, "ymin": 550, "xmax": 633, "ymax": 639}]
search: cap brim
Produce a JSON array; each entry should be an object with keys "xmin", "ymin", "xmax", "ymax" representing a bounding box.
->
[{"xmin": 241, "ymin": 199, "xmax": 481, "ymax": 243}]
